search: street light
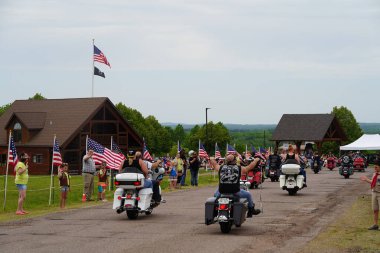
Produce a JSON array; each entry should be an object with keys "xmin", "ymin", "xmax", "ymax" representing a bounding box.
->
[{"xmin": 205, "ymin": 108, "xmax": 211, "ymax": 149}]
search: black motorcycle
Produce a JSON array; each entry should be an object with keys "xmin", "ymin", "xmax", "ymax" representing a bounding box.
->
[{"xmin": 205, "ymin": 194, "xmax": 248, "ymax": 233}]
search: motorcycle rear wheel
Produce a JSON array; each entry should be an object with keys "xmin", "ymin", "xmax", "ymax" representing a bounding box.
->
[
  {"xmin": 220, "ymin": 222, "xmax": 232, "ymax": 233},
  {"xmin": 127, "ymin": 210, "xmax": 139, "ymax": 220},
  {"xmin": 287, "ymin": 189, "xmax": 297, "ymax": 196}
]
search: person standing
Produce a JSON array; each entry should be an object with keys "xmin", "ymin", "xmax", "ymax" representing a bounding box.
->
[
  {"xmin": 15, "ymin": 153, "xmax": 29, "ymax": 215},
  {"xmin": 58, "ymin": 163, "xmax": 70, "ymax": 209},
  {"xmin": 179, "ymin": 149, "xmax": 188, "ymax": 186},
  {"xmin": 97, "ymin": 161, "xmax": 108, "ymax": 202},
  {"xmin": 172, "ymin": 153, "xmax": 184, "ymax": 189},
  {"xmin": 82, "ymin": 149, "xmax": 96, "ymax": 201},
  {"xmin": 189, "ymin": 151, "xmax": 200, "ymax": 186},
  {"xmin": 360, "ymin": 159, "xmax": 380, "ymax": 230}
]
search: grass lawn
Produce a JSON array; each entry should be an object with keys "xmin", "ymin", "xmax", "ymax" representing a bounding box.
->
[
  {"xmin": 0, "ymin": 169, "xmax": 218, "ymax": 222},
  {"xmin": 299, "ymin": 194, "xmax": 380, "ymax": 253}
]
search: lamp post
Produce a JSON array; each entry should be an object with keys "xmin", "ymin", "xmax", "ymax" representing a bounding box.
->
[{"xmin": 205, "ymin": 107, "xmax": 211, "ymax": 149}]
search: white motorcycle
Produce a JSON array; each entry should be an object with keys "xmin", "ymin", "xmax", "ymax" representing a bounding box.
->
[
  {"xmin": 279, "ymin": 161, "xmax": 304, "ymax": 196},
  {"xmin": 113, "ymin": 166, "xmax": 165, "ymax": 219}
]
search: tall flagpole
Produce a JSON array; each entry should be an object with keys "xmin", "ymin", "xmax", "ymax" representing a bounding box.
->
[
  {"xmin": 92, "ymin": 39, "xmax": 95, "ymax": 97},
  {"xmin": 3, "ymin": 131, "xmax": 12, "ymax": 210},
  {"xmin": 49, "ymin": 135, "xmax": 56, "ymax": 206},
  {"xmin": 109, "ymin": 136, "xmax": 113, "ymax": 191}
]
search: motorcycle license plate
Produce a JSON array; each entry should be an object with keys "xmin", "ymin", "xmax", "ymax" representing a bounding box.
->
[
  {"xmin": 218, "ymin": 198, "xmax": 230, "ymax": 204},
  {"xmin": 270, "ymin": 172, "xmax": 275, "ymax": 175},
  {"xmin": 248, "ymin": 177, "xmax": 253, "ymax": 180}
]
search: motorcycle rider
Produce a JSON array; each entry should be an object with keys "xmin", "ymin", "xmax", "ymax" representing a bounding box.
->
[
  {"xmin": 281, "ymin": 144, "xmax": 300, "ymax": 164},
  {"xmin": 312, "ymin": 151, "xmax": 322, "ymax": 172},
  {"xmin": 210, "ymin": 154, "xmax": 261, "ymax": 218},
  {"xmin": 267, "ymin": 148, "xmax": 282, "ymax": 178}
]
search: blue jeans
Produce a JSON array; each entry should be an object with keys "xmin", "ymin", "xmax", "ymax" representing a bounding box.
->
[
  {"xmin": 180, "ymin": 168, "xmax": 187, "ymax": 186},
  {"xmin": 214, "ymin": 189, "xmax": 254, "ymax": 208},
  {"xmin": 190, "ymin": 169, "xmax": 199, "ymax": 186},
  {"xmin": 299, "ymin": 167, "xmax": 307, "ymax": 183},
  {"xmin": 144, "ymin": 179, "xmax": 153, "ymax": 189}
]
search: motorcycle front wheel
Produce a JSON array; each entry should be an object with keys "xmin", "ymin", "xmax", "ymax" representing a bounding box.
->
[{"xmin": 220, "ymin": 222, "xmax": 232, "ymax": 233}]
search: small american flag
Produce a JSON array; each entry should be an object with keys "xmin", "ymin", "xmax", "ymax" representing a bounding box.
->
[
  {"xmin": 53, "ymin": 137, "xmax": 62, "ymax": 166},
  {"xmin": 143, "ymin": 143, "xmax": 153, "ymax": 161},
  {"xmin": 94, "ymin": 45, "xmax": 111, "ymax": 68},
  {"xmin": 227, "ymin": 144, "xmax": 242, "ymax": 160},
  {"xmin": 199, "ymin": 143, "xmax": 209, "ymax": 160},
  {"xmin": 8, "ymin": 134, "xmax": 18, "ymax": 166},
  {"xmin": 88, "ymin": 138, "xmax": 124, "ymax": 170},
  {"xmin": 215, "ymin": 143, "xmax": 222, "ymax": 160},
  {"xmin": 177, "ymin": 141, "xmax": 181, "ymax": 153}
]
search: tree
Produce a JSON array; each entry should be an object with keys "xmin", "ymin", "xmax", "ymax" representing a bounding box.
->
[
  {"xmin": 0, "ymin": 103, "xmax": 11, "ymax": 117},
  {"xmin": 322, "ymin": 106, "xmax": 363, "ymax": 154},
  {"xmin": 29, "ymin": 93, "xmax": 46, "ymax": 100}
]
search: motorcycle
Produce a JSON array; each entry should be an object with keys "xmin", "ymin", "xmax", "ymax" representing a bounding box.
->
[
  {"xmin": 280, "ymin": 160, "xmax": 304, "ymax": 195},
  {"xmin": 245, "ymin": 158, "xmax": 266, "ymax": 189},
  {"xmin": 353, "ymin": 157, "xmax": 365, "ymax": 172},
  {"xmin": 205, "ymin": 193, "xmax": 248, "ymax": 233},
  {"xmin": 326, "ymin": 157, "xmax": 336, "ymax": 170},
  {"xmin": 113, "ymin": 166, "xmax": 165, "ymax": 219},
  {"xmin": 312, "ymin": 158, "xmax": 321, "ymax": 174},
  {"xmin": 339, "ymin": 156, "xmax": 354, "ymax": 179}
]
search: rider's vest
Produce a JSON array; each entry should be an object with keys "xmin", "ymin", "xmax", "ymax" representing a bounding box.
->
[
  {"xmin": 218, "ymin": 164, "xmax": 241, "ymax": 194},
  {"xmin": 341, "ymin": 155, "xmax": 352, "ymax": 166},
  {"xmin": 122, "ymin": 159, "xmax": 143, "ymax": 174}
]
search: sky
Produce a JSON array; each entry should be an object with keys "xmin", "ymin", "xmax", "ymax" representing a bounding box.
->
[{"xmin": 1, "ymin": 0, "xmax": 379, "ymax": 124}]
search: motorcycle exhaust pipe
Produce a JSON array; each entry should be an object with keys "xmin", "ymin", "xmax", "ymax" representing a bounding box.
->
[{"xmin": 116, "ymin": 207, "xmax": 124, "ymax": 214}]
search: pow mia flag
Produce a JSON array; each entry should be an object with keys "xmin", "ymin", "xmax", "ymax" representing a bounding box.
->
[{"xmin": 94, "ymin": 66, "xmax": 105, "ymax": 78}]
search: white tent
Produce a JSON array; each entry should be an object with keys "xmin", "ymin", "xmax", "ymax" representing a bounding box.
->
[{"xmin": 340, "ymin": 134, "xmax": 380, "ymax": 151}]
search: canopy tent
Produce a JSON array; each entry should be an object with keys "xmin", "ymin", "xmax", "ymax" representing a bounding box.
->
[{"xmin": 340, "ymin": 134, "xmax": 380, "ymax": 151}]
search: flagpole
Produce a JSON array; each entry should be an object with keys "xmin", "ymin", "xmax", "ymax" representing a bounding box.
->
[
  {"xmin": 92, "ymin": 39, "xmax": 95, "ymax": 97},
  {"xmin": 3, "ymin": 131, "xmax": 12, "ymax": 210},
  {"xmin": 109, "ymin": 136, "xmax": 113, "ymax": 192},
  {"xmin": 49, "ymin": 135, "xmax": 56, "ymax": 206}
]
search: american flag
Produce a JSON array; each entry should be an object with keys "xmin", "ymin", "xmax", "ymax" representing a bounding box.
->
[
  {"xmin": 53, "ymin": 137, "xmax": 62, "ymax": 166},
  {"xmin": 215, "ymin": 143, "xmax": 222, "ymax": 160},
  {"xmin": 111, "ymin": 141, "xmax": 125, "ymax": 160},
  {"xmin": 177, "ymin": 141, "xmax": 181, "ymax": 153},
  {"xmin": 227, "ymin": 144, "xmax": 242, "ymax": 160},
  {"xmin": 199, "ymin": 142, "xmax": 209, "ymax": 160},
  {"xmin": 143, "ymin": 143, "xmax": 153, "ymax": 161},
  {"xmin": 87, "ymin": 138, "xmax": 124, "ymax": 170},
  {"xmin": 94, "ymin": 45, "xmax": 111, "ymax": 68},
  {"xmin": 8, "ymin": 134, "xmax": 18, "ymax": 166},
  {"xmin": 251, "ymin": 146, "xmax": 257, "ymax": 154},
  {"xmin": 259, "ymin": 147, "xmax": 267, "ymax": 154}
]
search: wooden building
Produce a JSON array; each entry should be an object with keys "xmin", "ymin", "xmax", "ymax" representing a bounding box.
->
[
  {"xmin": 271, "ymin": 114, "xmax": 347, "ymax": 152},
  {"xmin": 0, "ymin": 97, "xmax": 143, "ymax": 175}
]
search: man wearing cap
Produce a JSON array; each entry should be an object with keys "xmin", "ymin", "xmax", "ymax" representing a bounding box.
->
[{"xmin": 82, "ymin": 149, "xmax": 96, "ymax": 201}]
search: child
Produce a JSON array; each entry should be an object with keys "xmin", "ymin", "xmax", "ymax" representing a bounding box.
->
[
  {"xmin": 169, "ymin": 162, "xmax": 177, "ymax": 190},
  {"xmin": 98, "ymin": 162, "xmax": 108, "ymax": 202},
  {"xmin": 360, "ymin": 159, "xmax": 380, "ymax": 230},
  {"xmin": 58, "ymin": 163, "xmax": 70, "ymax": 209}
]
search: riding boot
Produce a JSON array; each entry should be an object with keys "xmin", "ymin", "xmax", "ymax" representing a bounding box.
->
[{"xmin": 247, "ymin": 205, "xmax": 261, "ymax": 218}]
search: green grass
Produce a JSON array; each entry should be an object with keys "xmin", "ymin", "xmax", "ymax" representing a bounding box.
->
[
  {"xmin": 299, "ymin": 195, "xmax": 380, "ymax": 253},
  {"xmin": 0, "ymin": 170, "xmax": 218, "ymax": 222}
]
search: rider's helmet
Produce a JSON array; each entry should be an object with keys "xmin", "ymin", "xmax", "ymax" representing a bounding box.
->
[{"xmin": 188, "ymin": 150, "xmax": 194, "ymax": 156}]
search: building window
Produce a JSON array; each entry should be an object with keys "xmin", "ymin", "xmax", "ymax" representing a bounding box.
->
[
  {"xmin": 33, "ymin": 154, "xmax": 43, "ymax": 164},
  {"xmin": 13, "ymin": 122, "xmax": 22, "ymax": 142}
]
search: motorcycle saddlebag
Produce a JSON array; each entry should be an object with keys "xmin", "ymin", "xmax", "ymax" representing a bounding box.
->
[
  {"xmin": 233, "ymin": 198, "xmax": 248, "ymax": 226},
  {"xmin": 205, "ymin": 197, "xmax": 217, "ymax": 225}
]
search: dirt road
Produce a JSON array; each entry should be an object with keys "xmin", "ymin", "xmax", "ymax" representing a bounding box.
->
[{"xmin": 0, "ymin": 168, "xmax": 370, "ymax": 253}]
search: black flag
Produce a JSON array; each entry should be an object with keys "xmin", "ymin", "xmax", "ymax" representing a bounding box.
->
[{"xmin": 94, "ymin": 66, "xmax": 105, "ymax": 78}]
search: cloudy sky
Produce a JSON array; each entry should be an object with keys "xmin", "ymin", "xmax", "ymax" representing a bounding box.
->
[{"xmin": 1, "ymin": 0, "xmax": 379, "ymax": 124}]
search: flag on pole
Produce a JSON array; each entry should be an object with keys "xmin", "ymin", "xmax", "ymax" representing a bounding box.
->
[
  {"xmin": 251, "ymin": 146, "xmax": 257, "ymax": 154},
  {"xmin": 87, "ymin": 138, "xmax": 124, "ymax": 169},
  {"xmin": 94, "ymin": 45, "xmax": 111, "ymax": 68},
  {"xmin": 199, "ymin": 142, "xmax": 209, "ymax": 160},
  {"xmin": 227, "ymin": 144, "xmax": 242, "ymax": 160},
  {"xmin": 8, "ymin": 134, "xmax": 18, "ymax": 166},
  {"xmin": 94, "ymin": 66, "xmax": 105, "ymax": 78},
  {"xmin": 177, "ymin": 140, "xmax": 181, "ymax": 153},
  {"xmin": 245, "ymin": 144, "xmax": 252, "ymax": 159},
  {"xmin": 52, "ymin": 137, "xmax": 62, "ymax": 166},
  {"xmin": 215, "ymin": 143, "xmax": 222, "ymax": 160},
  {"xmin": 143, "ymin": 143, "xmax": 153, "ymax": 161},
  {"xmin": 259, "ymin": 147, "xmax": 267, "ymax": 154},
  {"xmin": 111, "ymin": 141, "xmax": 125, "ymax": 159}
]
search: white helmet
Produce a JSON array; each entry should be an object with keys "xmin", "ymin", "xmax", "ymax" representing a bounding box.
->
[{"xmin": 189, "ymin": 150, "xmax": 194, "ymax": 156}]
